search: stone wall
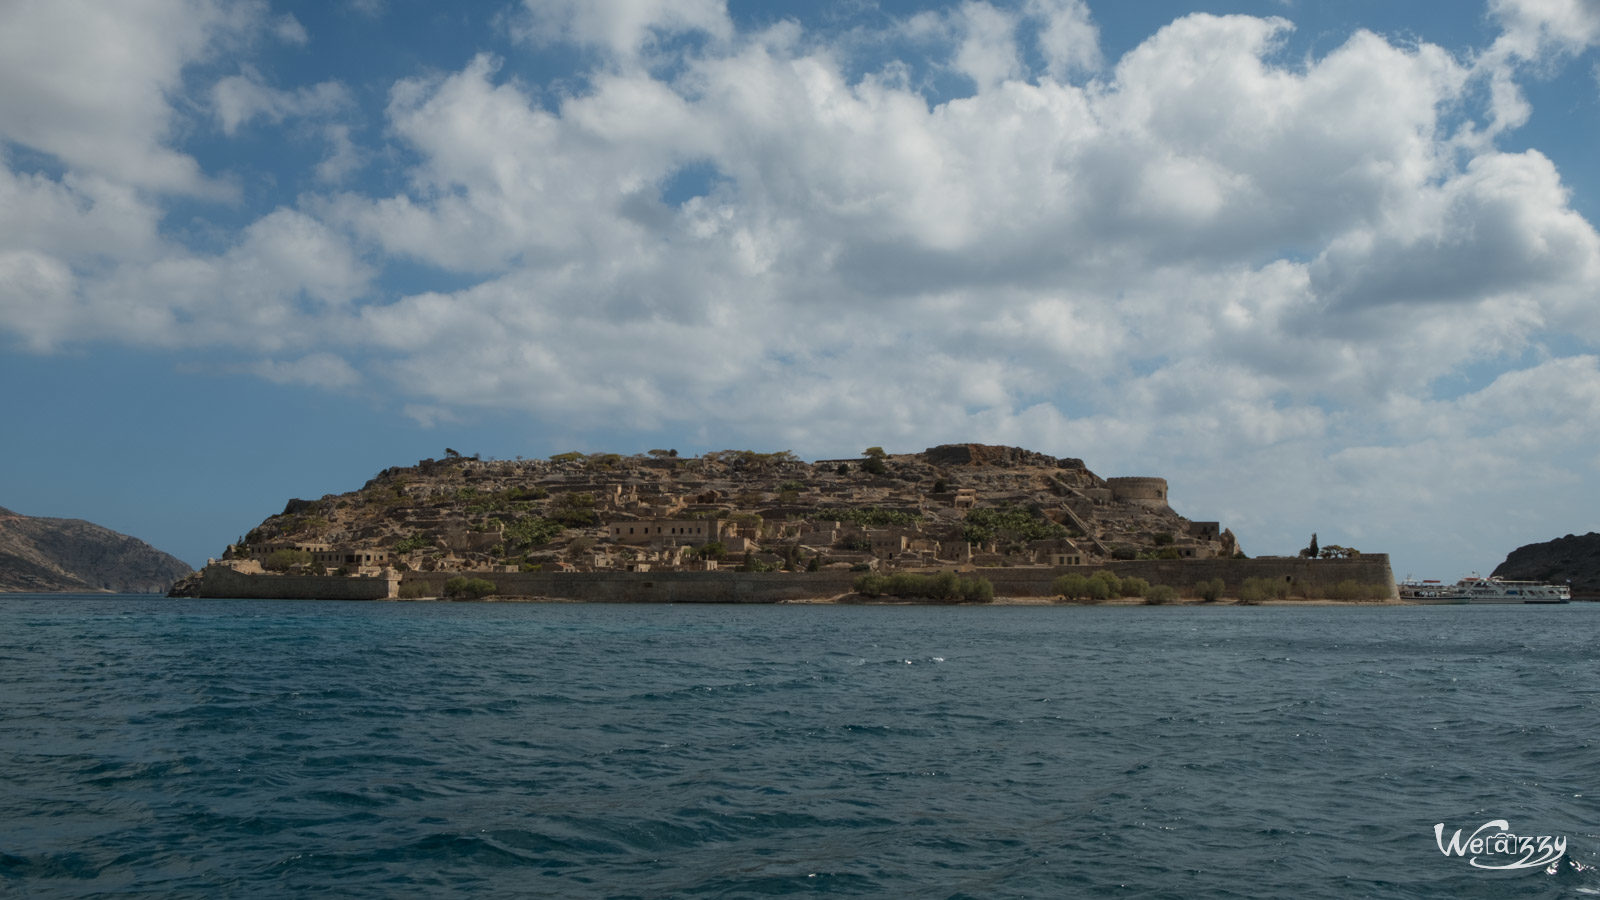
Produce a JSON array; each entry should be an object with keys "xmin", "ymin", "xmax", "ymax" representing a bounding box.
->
[
  {"xmin": 975, "ymin": 556, "xmax": 1396, "ymax": 599},
  {"xmin": 402, "ymin": 570, "xmax": 860, "ymax": 603},
  {"xmin": 189, "ymin": 556, "xmax": 1394, "ymax": 602},
  {"xmin": 400, "ymin": 556, "xmax": 1395, "ymax": 602},
  {"xmin": 193, "ymin": 564, "xmax": 399, "ymax": 600}
]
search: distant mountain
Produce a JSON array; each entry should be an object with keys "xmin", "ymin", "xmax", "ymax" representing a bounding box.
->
[
  {"xmin": 0, "ymin": 507, "xmax": 193, "ymax": 593},
  {"xmin": 1493, "ymin": 533, "xmax": 1600, "ymax": 598}
]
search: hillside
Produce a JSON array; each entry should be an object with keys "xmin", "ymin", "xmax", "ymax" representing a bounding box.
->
[
  {"xmin": 215, "ymin": 444, "xmax": 1240, "ymax": 578},
  {"xmin": 1493, "ymin": 533, "xmax": 1600, "ymax": 597},
  {"xmin": 0, "ymin": 506, "xmax": 194, "ymax": 593}
]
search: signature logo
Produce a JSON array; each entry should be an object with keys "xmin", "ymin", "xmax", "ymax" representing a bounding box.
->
[{"xmin": 1434, "ymin": 820, "xmax": 1566, "ymax": 870}]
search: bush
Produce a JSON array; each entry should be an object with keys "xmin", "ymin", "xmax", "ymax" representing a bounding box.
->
[
  {"xmin": 1327, "ymin": 580, "xmax": 1390, "ymax": 601},
  {"xmin": 1052, "ymin": 573, "xmax": 1090, "ymax": 601},
  {"xmin": 1239, "ymin": 577, "xmax": 1291, "ymax": 604},
  {"xmin": 854, "ymin": 571, "xmax": 993, "ymax": 602},
  {"xmin": 1145, "ymin": 584, "xmax": 1178, "ymax": 605},
  {"xmin": 443, "ymin": 577, "xmax": 497, "ymax": 600},
  {"xmin": 393, "ymin": 534, "xmax": 433, "ymax": 554},
  {"xmin": 398, "ymin": 581, "xmax": 430, "ymax": 599},
  {"xmin": 1194, "ymin": 578, "xmax": 1226, "ymax": 602},
  {"xmin": 1119, "ymin": 576, "xmax": 1150, "ymax": 598},
  {"xmin": 963, "ymin": 505, "xmax": 1070, "ymax": 545},
  {"xmin": 264, "ymin": 548, "xmax": 313, "ymax": 572},
  {"xmin": 1088, "ymin": 570, "xmax": 1122, "ymax": 599}
]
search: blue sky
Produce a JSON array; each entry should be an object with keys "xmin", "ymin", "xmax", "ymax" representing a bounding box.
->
[{"xmin": 3, "ymin": 0, "xmax": 1599, "ymax": 577}]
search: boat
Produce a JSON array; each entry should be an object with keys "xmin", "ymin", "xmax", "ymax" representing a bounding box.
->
[
  {"xmin": 1399, "ymin": 574, "xmax": 1570, "ymax": 604},
  {"xmin": 1397, "ymin": 577, "xmax": 1465, "ymax": 602}
]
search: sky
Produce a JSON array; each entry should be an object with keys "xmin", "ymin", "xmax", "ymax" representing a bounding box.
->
[{"xmin": 2, "ymin": 0, "xmax": 1599, "ymax": 577}]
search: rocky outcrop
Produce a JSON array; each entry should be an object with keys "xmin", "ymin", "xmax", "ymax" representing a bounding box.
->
[
  {"xmin": 0, "ymin": 507, "xmax": 194, "ymax": 593},
  {"xmin": 1493, "ymin": 533, "xmax": 1600, "ymax": 597}
]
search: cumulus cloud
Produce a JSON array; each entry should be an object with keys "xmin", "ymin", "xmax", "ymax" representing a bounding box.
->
[
  {"xmin": 212, "ymin": 69, "xmax": 351, "ymax": 135},
  {"xmin": 1027, "ymin": 0, "xmax": 1102, "ymax": 79},
  {"xmin": 513, "ymin": 0, "xmax": 733, "ymax": 61},
  {"xmin": 0, "ymin": 0, "xmax": 261, "ymax": 195}
]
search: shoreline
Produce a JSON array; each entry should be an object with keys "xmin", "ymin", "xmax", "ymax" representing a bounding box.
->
[{"xmin": 401, "ymin": 593, "xmax": 1411, "ymax": 606}]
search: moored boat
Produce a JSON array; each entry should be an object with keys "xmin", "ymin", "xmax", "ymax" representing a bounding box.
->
[{"xmin": 1400, "ymin": 574, "xmax": 1570, "ymax": 604}]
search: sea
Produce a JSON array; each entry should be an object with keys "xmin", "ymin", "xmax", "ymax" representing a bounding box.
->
[{"xmin": 1, "ymin": 596, "xmax": 1596, "ymax": 899}]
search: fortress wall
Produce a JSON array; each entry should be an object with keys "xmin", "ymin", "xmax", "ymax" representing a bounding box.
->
[
  {"xmin": 976, "ymin": 556, "xmax": 1397, "ymax": 599},
  {"xmin": 401, "ymin": 570, "xmax": 861, "ymax": 603},
  {"xmin": 194, "ymin": 564, "xmax": 399, "ymax": 600},
  {"xmin": 398, "ymin": 556, "xmax": 1394, "ymax": 602}
]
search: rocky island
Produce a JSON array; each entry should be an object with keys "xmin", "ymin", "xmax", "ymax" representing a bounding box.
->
[{"xmin": 172, "ymin": 444, "xmax": 1394, "ymax": 603}]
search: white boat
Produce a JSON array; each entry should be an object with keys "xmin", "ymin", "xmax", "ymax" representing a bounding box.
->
[
  {"xmin": 1401, "ymin": 574, "xmax": 1570, "ymax": 604},
  {"xmin": 1397, "ymin": 578, "xmax": 1465, "ymax": 602}
]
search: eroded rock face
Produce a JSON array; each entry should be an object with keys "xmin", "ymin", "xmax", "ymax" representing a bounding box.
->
[
  {"xmin": 1494, "ymin": 532, "xmax": 1600, "ymax": 595},
  {"xmin": 0, "ymin": 510, "xmax": 193, "ymax": 593}
]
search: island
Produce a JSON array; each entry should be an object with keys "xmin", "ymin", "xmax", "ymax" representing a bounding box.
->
[{"xmin": 171, "ymin": 444, "xmax": 1396, "ymax": 603}]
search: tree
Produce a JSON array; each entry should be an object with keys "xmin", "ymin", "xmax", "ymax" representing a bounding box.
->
[
  {"xmin": 1194, "ymin": 578, "xmax": 1226, "ymax": 602},
  {"xmin": 1300, "ymin": 533, "xmax": 1319, "ymax": 559}
]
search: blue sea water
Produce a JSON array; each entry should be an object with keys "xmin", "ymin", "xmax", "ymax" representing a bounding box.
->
[{"xmin": 1, "ymin": 597, "xmax": 1596, "ymax": 899}]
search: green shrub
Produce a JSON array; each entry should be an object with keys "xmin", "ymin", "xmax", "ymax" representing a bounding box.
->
[
  {"xmin": 398, "ymin": 581, "xmax": 430, "ymax": 599},
  {"xmin": 854, "ymin": 573, "xmax": 890, "ymax": 597},
  {"xmin": 443, "ymin": 577, "xmax": 497, "ymax": 600},
  {"xmin": 1119, "ymin": 576, "xmax": 1150, "ymax": 598},
  {"xmin": 1145, "ymin": 584, "xmax": 1178, "ymax": 604},
  {"xmin": 504, "ymin": 516, "xmax": 565, "ymax": 549},
  {"xmin": 1194, "ymin": 578, "xmax": 1226, "ymax": 602},
  {"xmin": 812, "ymin": 507, "xmax": 920, "ymax": 528},
  {"xmin": 1326, "ymin": 580, "xmax": 1390, "ymax": 601},
  {"xmin": 1088, "ymin": 570, "xmax": 1122, "ymax": 599},
  {"xmin": 1052, "ymin": 573, "xmax": 1090, "ymax": 601},
  {"xmin": 962, "ymin": 505, "xmax": 1069, "ymax": 545},
  {"xmin": 264, "ymin": 548, "xmax": 313, "ymax": 572},
  {"xmin": 1239, "ymin": 576, "xmax": 1291, "ymax": 604},
  {"xmin": 393, "ymin": 534, "xmax": 433, "ymax": 554},
  {"xmin": 853, "ymin": 571, "xmax": 993, "ymax": 602}
]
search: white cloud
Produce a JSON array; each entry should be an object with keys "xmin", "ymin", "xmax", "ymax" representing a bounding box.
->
[
  {"xmin": 250, "ymin": 352, "xmax": 363, "ymax": 389},
  {"xmin": 513, "ymin": 0, "xmax": 733, "ymax": 61},
  {"xmin": 1027, "ymin": 0, "xmax": 1102, "ymax": 79},
  {"xmin": 0, "ymin": 0, "xmax": 260, "ymax": 195},
  {"xmin": 212, "ymin": 69, "xmax": 351, "ymax": 135}
]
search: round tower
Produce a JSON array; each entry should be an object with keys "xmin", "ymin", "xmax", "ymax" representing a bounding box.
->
[{"xmin": 1107, "ymin": 476, "xmax": 1169, "ymax": 508}]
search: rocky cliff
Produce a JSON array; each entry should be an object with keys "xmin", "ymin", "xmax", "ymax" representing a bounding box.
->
[
  {"xmin": 0, "ymin": 506, "xmax": 194, "ymax": 593},
  {"xmin": 1493, "ymin": 533, "xmax": 1600, "ymax": 598}
]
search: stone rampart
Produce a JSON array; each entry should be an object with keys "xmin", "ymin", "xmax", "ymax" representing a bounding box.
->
[
  {"xmin": 191, "ymin": 557, "xmax": 1393, "ymax": 602},
  {"xmin": 975, "ymin": 556, "xmax": 1396, "ymax": 598},
  {"xmin": 402, "ymin": 570, "xmax": 860, "ymax": 603},
  {"xmin": 193, "ymin": 564, "xmax": 399, "ymax": 600},
  {"xmin": 400, "ymin": 556, "xmax": 1394, "ymax": 602}
]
